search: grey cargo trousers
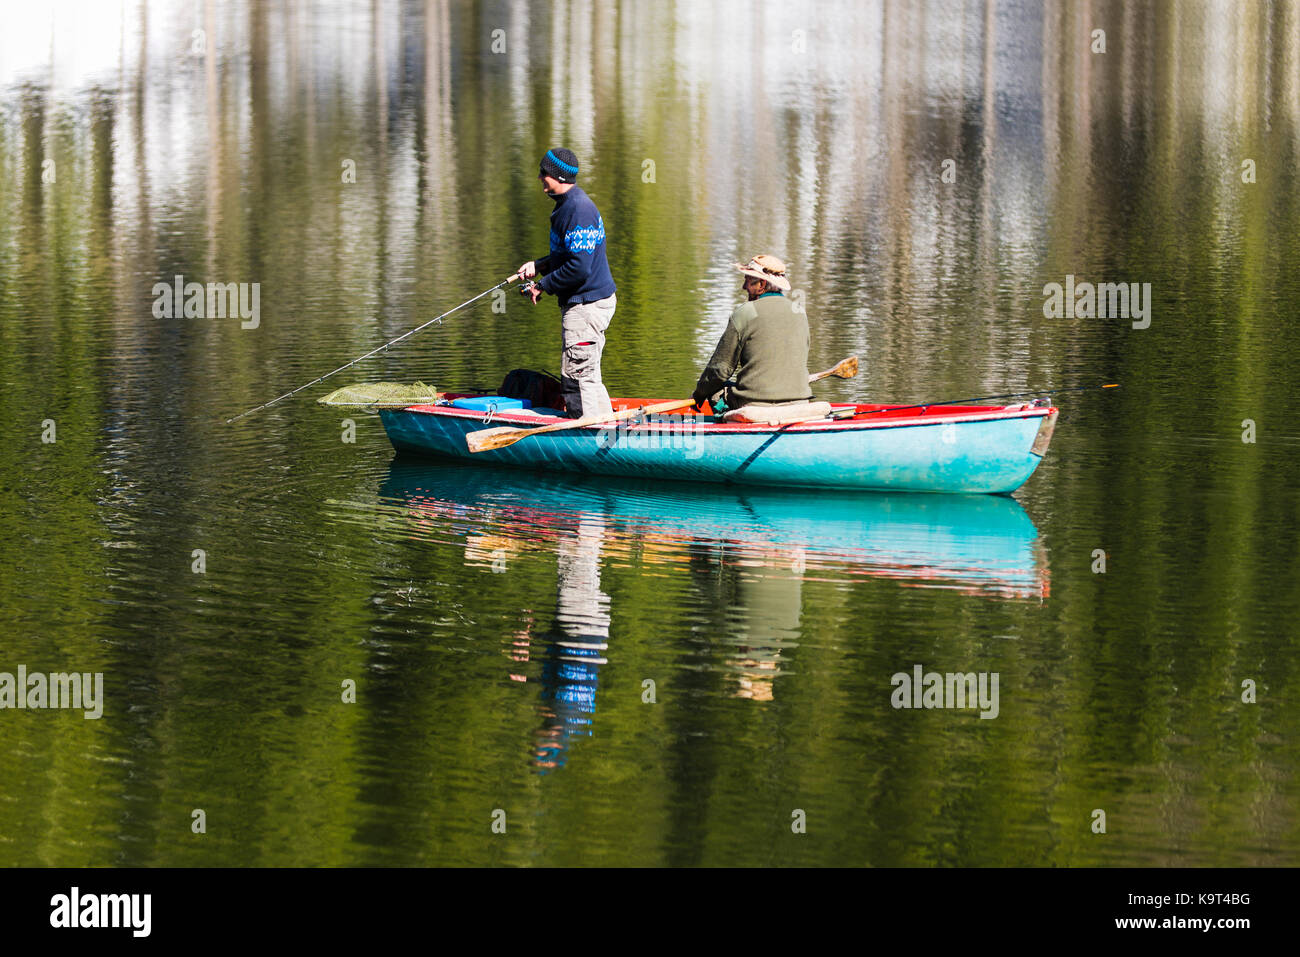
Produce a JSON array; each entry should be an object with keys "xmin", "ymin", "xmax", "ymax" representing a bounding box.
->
[{"xmin": 560, "ymin": 293, "xmax": 615, "ymax": 418}]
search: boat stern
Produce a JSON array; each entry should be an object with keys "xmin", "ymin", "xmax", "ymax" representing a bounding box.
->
[{"xmin": 1029, "ymin": 408, "xmax": 1059, "ymax": 457}]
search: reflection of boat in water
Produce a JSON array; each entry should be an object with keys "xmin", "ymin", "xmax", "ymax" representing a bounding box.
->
[
  {"xmin": 371, "ymin": 460, "xmax": 1048, "ymax": 772},
  {"xmin": 378, "ymin": 460, "xmax": 1048, "ymax": 600}
]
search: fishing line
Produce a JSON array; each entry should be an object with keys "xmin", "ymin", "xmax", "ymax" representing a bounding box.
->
[{"xmin": 226, "ymin": 275, "xmax": 518, "ymax": 424}]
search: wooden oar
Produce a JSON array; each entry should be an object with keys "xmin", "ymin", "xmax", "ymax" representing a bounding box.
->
[
  {"xmin": 466, "ymin": 355, "xmax": 859, "ymax": 454},
  {"xmin": 466, "ymin": 397, "xmax": 695, "ymax": 453}
]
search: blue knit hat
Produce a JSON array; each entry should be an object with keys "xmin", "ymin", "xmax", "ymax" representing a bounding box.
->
[{"xmin": 539, "ymin": 147, "xmax": 579, "ymax": 184}]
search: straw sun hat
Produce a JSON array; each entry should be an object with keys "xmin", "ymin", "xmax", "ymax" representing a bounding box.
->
[{"xmin": 732, "ymin": 254, "xmax": 791, "ymax": 291}]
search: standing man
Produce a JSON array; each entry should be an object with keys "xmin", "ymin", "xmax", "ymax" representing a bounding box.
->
[
  {"xmin": 692, "ymin": 254, "xmax": 812, "ymax": 415},
  {"xmin": 516, "ymin": 148, "xmax": 617, "ymax": 418}
]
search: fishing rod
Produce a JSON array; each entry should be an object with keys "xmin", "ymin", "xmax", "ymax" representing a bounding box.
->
[
  {"xmin": 226, "ymin": 275, "xmax": 520, "ymax": 424},
  {"xmin": 845, "ymin": 382, "xmax": 1119, "ymax": 418}
]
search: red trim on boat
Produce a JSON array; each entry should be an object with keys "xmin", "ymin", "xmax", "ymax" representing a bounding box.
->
[{"xmin": 399, "ymin": 398, "xmax": 1056, "ymax": 434}]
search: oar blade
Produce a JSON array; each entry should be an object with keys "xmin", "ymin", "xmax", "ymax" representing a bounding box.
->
[
  {"xmin": 835, "ymin": 356, "xmax": 859, "ymax": 379},
  {"xmin": 466, "ymin": 426, "xmax": 526, "ymax": 454}
]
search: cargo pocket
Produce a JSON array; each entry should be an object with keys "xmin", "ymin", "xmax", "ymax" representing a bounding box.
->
[{"xmin": 562, "ymin": 340, "xmax": 598, "ymax": 380}]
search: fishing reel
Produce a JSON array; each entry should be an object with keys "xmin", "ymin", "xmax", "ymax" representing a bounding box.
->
[{"xmin": 519, "ymin": 280, "xmax": 540, "ymax": 297}]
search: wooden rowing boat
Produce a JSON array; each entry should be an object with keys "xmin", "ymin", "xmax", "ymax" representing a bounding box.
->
[
  {"xmin": 380, "ymin": 397, "xmax": 1057, "ymax": 494},
  {"xmin": 377, "ymin": 395, "xmax": 1058, "ymax": 494}
]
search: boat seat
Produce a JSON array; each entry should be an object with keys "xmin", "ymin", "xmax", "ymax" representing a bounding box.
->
[{"xmin": 722, "ymin": 401, "xmax": 833, "ymax": 426}]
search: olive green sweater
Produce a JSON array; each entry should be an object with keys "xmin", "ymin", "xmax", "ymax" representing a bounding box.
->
[{"xmin": 692, "ymin": 293, "xmax": 813, "ymax": 407}]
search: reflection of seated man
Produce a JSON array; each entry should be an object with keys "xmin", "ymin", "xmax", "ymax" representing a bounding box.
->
[
  {"xmin": 727, "ymin": 545, "xmax": 804, "ymax": 701},
  {"xmin": 691, "ymin": 254, "xmax": 812, "ymax": 417},
  {"xmin": 731, "ymin": 651, "xmax": 779, "ymax": 702},
  {"xmin": 684, "ymin": 541, "xmax": 804, "ymax": 703}
]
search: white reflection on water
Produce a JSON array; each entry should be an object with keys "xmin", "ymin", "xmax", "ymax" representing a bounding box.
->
[{"xmin": 4, "ymin": 0, "xmax": 1296, "ymax": 402}]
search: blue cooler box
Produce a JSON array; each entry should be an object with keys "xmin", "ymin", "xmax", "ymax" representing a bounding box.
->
[{"xmin": 449, "ymin": 396, "xmax": 531, "ymax": 412}]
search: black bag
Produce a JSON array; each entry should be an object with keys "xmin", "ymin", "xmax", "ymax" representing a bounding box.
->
[{"xmin": 499, "ymin": 368, "xmax": 564, "ymax": 411}]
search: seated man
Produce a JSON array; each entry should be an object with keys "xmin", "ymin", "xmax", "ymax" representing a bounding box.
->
[{"xmin": 692, "ymin": 254, "xmax": 813, "ymax": 416}]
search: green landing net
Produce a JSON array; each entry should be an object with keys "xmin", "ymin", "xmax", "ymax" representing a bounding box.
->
[{"xmin": 316, "ymin": 382, "xmax": 441, "ymax": 407}]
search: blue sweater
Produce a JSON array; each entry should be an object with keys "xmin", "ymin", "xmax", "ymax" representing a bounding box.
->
[{"xmin": 535, "ymin": 186, "xmax": 617, "ymax": 310}]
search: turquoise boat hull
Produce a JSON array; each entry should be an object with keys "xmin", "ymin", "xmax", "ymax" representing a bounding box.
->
[{"xmin": 378, "ymin": 400, "xmax": 1057, "ymax": 494}]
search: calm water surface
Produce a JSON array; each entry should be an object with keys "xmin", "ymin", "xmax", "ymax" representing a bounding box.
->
[{"xmin": 1, "ymin": 0, "xmax": 1298, "ymax": 866}]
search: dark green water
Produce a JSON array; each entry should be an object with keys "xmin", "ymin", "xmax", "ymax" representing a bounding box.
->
[{"xmin": 1, "ymin": 1, "xmax": 1298, "ymax": 866}]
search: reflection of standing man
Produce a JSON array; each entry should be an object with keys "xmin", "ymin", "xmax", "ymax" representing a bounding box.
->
[
  {"xmin": 532, "ymin": 513, "xmax": 612, "ymax": 772},
  {"xmin": 516, "ymin": 148, "xmax": 617, "ymax": 418}
]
